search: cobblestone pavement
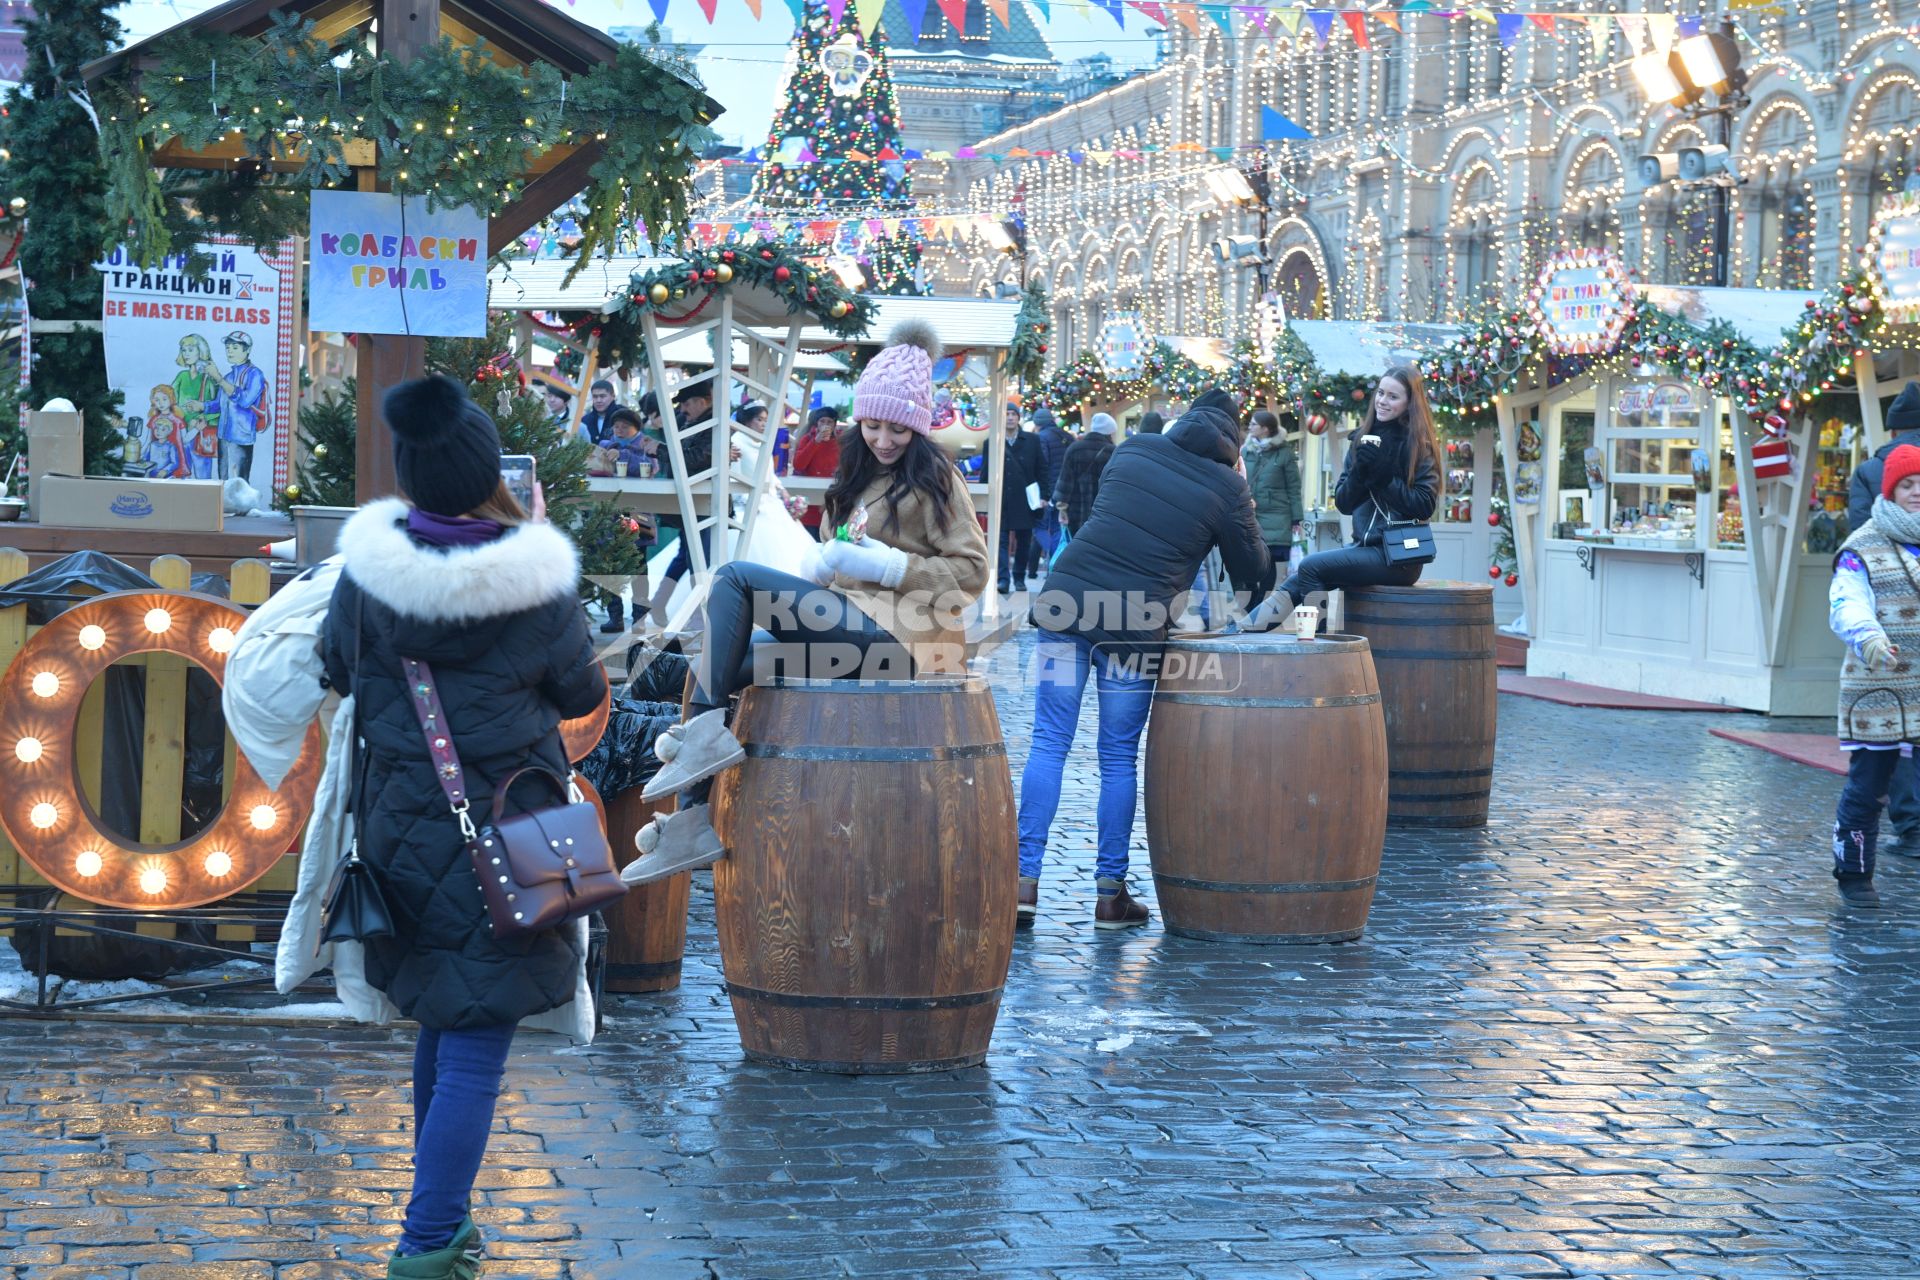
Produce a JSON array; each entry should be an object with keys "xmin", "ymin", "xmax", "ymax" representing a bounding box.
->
[{"xmin": 6, "ymin": 628, "xmax": 1920, "ymax": 1279}]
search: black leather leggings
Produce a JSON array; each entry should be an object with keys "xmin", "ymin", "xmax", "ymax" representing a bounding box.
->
[
  {"xmin": 688, "ymin": 560, "xmax": 909, "ymax": 719},
  {"xmin": 1278, "ymin": 544, "xmax": 1422, "ymax": 607}
]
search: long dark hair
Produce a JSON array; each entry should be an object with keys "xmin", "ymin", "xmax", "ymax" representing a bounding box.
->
[
  {"xmin": 823, "ymin": 428, "xmax": 955, "ymax": 535},
  {"xmin": 1369, "ymin": 364, "xmax": 1442, "ymax": 487}
]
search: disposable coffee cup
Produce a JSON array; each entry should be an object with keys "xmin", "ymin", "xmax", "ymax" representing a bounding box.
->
[
  {"xmin": 1292, "ymin": 604, "xmax": 1320, "ymax": 641},
  {"xmin": 614, "ymin": 459, "xmax": 629, "ymax": 478}
]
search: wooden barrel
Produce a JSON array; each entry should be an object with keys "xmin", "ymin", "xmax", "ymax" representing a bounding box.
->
[
  {"xmin": 602, "ymin": 790, "xmax": 690, "ymax": 994},
  {"xmin": 1145, "ymin": 633, "xmax": 1387, "ymax": 944},
  {"xmin": 711, "ymin": 677, "xmax": 1016, "ymax": 1073},
  {"xmin": 1343, "ymin": 581, "xmax": 1497, "ymax": 829}
]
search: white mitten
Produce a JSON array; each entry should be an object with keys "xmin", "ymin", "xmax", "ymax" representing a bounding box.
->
[
  {"xmin": 800, "ymin": 543, "xmax": 836, "ymax": 587},
  {"xmin": 819, "ymin": 537, "xmax": 909, "ymax": 589}
]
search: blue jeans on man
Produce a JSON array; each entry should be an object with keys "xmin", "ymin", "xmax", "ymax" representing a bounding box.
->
[{"xmin": 1017, "ymin": 631, "xmax": 1156, "ymax": 885}]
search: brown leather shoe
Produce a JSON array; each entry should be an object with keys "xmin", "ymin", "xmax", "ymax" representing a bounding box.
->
[
  {"xmin": 1094, "ymin": 878, "xmax": 1150, "ymax": 929},
  {"xmin": 1017, "ymin": 876, "xmax": 1039, "ymax": 929}
]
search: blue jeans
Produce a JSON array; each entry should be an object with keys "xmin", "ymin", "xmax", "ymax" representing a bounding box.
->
[
  {"xmin": 399, "ymin": 1022, "xmax": 518, "ymax": 1256},
  {"xmin": 1889, "ymin": 755, "xmax": 1920, "ymax": 837},
  {"xmin": 1017, "ymin": 631, "xmax": 1156, "ymax": 884}
]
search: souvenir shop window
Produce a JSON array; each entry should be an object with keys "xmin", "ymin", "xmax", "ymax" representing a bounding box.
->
[
  {"xmin": 1600, "ymin": 379, "xmax": 1703, "ymax": 547},
  {"xmin": 1714, "ymin": 414, "xmax": 1744, "ymax": 550},
  {"xmin": 1439, "ymin": 435, "xmax": 1475, "ymax": 522}
]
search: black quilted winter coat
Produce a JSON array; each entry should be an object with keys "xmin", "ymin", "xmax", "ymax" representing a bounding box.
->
[
  {"xmin": 1034, "ymin": 406, "xmax": 1269, "ymax": 657},
  {"xmin": 321, "ymin": 499, "xmax": 606, "ymax": 1031}
]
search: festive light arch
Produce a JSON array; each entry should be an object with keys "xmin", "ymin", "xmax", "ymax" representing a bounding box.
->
[
  {"xmin": 0, "ymin": 592, "xmax": 322, "ymax": 911},
  {"xmin": 1546, "ymin": 103, "xmax": 1624, "ymax": 152}
]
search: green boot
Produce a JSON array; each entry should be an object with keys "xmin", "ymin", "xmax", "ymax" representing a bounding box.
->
[{"xmin": 386, "ymin": 1217, "xmax": 482, "ymax": 1279}]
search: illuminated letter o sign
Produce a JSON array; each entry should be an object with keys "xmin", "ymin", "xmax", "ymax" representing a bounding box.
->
[{"xmin": 0, "ymin": 592, "xmax": 323, "ymax": 910}]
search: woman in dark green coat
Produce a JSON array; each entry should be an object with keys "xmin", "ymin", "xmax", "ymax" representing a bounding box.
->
[{"xmin": 1242, "ymin": 410, "xmax": 1304, "ymax": 599}]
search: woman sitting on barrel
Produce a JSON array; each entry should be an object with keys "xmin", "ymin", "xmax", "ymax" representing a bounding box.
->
[
  {"xmin": 1255, "ymin": 365, "xmax": 1441, "ymax": 623},
  {"xmin": 623, "ymin": 322, "xmax": 990, "ymax": 880}
]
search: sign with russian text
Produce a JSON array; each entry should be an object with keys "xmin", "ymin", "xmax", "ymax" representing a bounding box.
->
[
  {"xmin": 1099, "ymin": 311, "xmax": 1148, "ymax": 377},
  {"xmin": 308, "ymin": 190, "xmax": 488, "ymax": 337},
  {"xmin": 1527, "ymin": 247, "xmax": 1634, "ymax": 357},
  {"xmin": 1867, "ymin": 194, "xmax": 1920, "ymax": 324},
  {"xmin": 97, "ymin": 237, "xmax": 299, "ymax": 496}
]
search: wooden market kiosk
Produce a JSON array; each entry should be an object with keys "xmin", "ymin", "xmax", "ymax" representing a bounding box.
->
[
  {"xmin": 486, "ymin": 257, "xmax": 1021, "ymax": 620},
  {"xmin": 1499, "ymin": 285, "xmax": 1843, "ymax": 714}
]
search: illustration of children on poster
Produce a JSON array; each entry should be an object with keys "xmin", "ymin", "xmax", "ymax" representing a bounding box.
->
[
  {"xmin": 171, "ymin": 334, "xmax": 223, "ymax": 479},
  {"xmin": 97, "ymin": 238, "xmax": 297, "ymax": 497},
  {"xmin": 142, "ymin": 386, "xmax": 190, "ymax": 478}
]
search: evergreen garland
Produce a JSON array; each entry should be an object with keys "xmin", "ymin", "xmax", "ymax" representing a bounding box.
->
[
  {"xmin": 575, "ymin": 243, "xmax": 874, "ymax": 375},
  {"xmin": 95, "ymin": 14, "xmax": 715, "ymax": 269},
  {"xmin": 1, "ymin": 0, "xmax": 126, "ymax": 474}
]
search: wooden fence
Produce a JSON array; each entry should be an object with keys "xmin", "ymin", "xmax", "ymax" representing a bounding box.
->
[{"xmin": 0, "ymin": 549, "xmax": 292, "ymax": 942}]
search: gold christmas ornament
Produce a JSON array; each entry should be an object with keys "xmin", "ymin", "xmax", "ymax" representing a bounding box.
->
[
  {"xmin": 282, "ymin": 484, "xmax": 301, "ymax": 500},
  {"xmin": 648, "ymin": 283, "xmax": 670, "ymax": 304},
  {"xmin": 311, "ymin": 444, "xmax": 328, "ymax": 459},
  {"xmin": 714, "ymin": 263, "xmax": 734, "ymax": 284}
]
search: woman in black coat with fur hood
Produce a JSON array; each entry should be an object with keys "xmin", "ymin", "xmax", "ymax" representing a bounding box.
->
[{"xmin": 322, "ymin": 375, "xmax": 605, "ymax": 1278}]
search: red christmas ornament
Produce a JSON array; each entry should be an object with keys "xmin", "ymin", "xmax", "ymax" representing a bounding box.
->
[
  {"xmin": 721, "ymin": 250, "xmax": 736, "ymax": 262},
  {"xmin": 685, "ymin": 269, "xmax": 701, "ymax": 284},
  {"xmin": 1037, "ymin": 344, "xmax": 1048, "ymax": 354},
  {"xmin": 1351, "ymin": 388, "xmax": 1367, "ymax": 402},
  {"xmin": 761, "ymin": 249, "xmax": 776, "ymax": 261},
  {"xmin": 702, "ymin": 268, "xmax": 717, "ymax": 282},
  {"xmin": 774, "ymin": 265, "xmax": 792, "ymax": 282},
  {"xmin": 1487, "ymin": 511, "xmax": 1500, "ymax": 527},
  {"xmin": 807, "ymin": 286, "xmax": 819, "ymax": 301},
  {"xmin": 1488, "ymin": 565, "xmax": 1503, "ymax": 580},
  {"xmin": 1504, "ymin": 573, "xmax": 1518, "ymax": 588}
]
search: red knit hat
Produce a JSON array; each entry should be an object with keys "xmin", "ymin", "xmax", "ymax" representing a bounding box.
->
[{"xmin": 1884, "ymin": 443, "xmax": 1920, "ymax": 499}]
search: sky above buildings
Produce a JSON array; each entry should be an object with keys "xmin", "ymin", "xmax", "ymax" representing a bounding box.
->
[{"xmin": 114, "ymin": 0, "xmax": 1159, "ymax": 152}]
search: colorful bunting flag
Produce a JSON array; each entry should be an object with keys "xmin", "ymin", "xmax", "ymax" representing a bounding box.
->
[
  {"xmin": 1273, "ymin": 7, "xmax": 1301, "ymax": 37},
  {"xmin": 1586, "ymin": 13, "xmax": 1612, "ymax": 57},
  {"xmin": 694, "ymin": 0, "xmax": 716, "ymax": 20},
  {"xmin": 1495, "ymin": 12, "xmax": 1523, "ymax": 45},
  {"xmin": 1090, "ymin": 0, "xmax": 1126, "ymax": 29},
  {"xmin": 647, "ymin": 0, "xmax": 669, "ymax": 22},
  {"xmin": 1528, "ymin": 13, "xmax": 1554, "ymax": 34},
  {"xmin": 984, "ymin": 0, "xmax": 1010, "ymax": 28},
  {"xmin": 1208, "ymin": 3, "xmax": 1235, "ymax": 36},
  {"xmin": 743, "ymin": 0, "xmax": 760, "ymax": 17},
  {"xmin": 1646, "ymin": 13, "xmax": 1676, "ymax": 51},
  {"xmin": 1343, "ymin": 11, "xmax": 1368, "ymax": 48},
  {"xmin": 1029, "ymin": 0, "xmax": 1049, "ymax": 19},
  {"xmin": 856, "ymin": 0, "xmax": 886, "ymax": 33},
  {"xmin": 1130, "ymin": 1, "xmax": 1169, "ymax": 25},
  {"xmin": 1262, "ymin": 106, "xmax": 1312, "ymax": 142},
  {"xmin": 1307, "ymin": 9, "xmax": 1333, "ymax": 47},
  {"xmin": 934, "ymin": 0, "xmax": 966, "ymax": 29},
  {"xmin": 1169, "ymin": 2, "xmax": 1203, "ymax": 35},
  {"xmin": 1616, "ymin": 14, "xmax": 1646, "ymax": 51},
  {"xmin": 825, "ymin": 0, "xmax": 847, "ymax": 23},
  {"xmin": 782, "ymin": 0, "xmax": 806, "ymax": 23},
  {"xmin": 1376, "ymin": 12, "xmax": 1401, "ymax": 35},
  {"xmin": 897, "ymin": 0, "xmax": 928, "ymax": 32}
]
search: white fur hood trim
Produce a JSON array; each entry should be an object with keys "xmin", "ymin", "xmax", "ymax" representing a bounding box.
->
[{"xmin": 338, "ymin": 498, "xmax": 579, "ymax": 623}]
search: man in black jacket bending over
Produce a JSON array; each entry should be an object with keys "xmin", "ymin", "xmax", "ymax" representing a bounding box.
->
[{"xmin": 1016, "ymin": 387, "xmax": 1268, "ymax": 931}]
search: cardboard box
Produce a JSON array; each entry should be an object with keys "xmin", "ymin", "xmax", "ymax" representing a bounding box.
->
[
  {"xmin": 24, "ymin": 410, "xmax": 83, "ymax": 518},
  {"xmin": 36, "ymin": 475, "xmax": 226, "ymax": 533}
]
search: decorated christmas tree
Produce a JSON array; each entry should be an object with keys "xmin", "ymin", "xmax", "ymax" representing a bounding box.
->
[
  {"xmin": 281, "ymin": 379, "xmax": 357, "ymax": 509},
  {"xmin": 751, "ymin": 2, "xmax": 921, "ymax": 295},
  {"xmin": 1, "ymin": 0, "xmax": 126, "ymax": 475}
]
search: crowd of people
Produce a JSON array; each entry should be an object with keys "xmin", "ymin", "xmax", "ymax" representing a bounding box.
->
[{"xmin": 233, "ymin": 325, "xmax": 1515, "ymax": 1279}]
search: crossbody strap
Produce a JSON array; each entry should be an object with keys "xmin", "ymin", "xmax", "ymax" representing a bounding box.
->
[{"xmin": 401, "ymin": 657, "xmax": 478, "ymax": 840}]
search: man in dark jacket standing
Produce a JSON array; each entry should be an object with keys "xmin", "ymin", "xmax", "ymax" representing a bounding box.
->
[
  {"xmin": 1018, "ymin": 388, "xmax": 1268, "ymax": 931},
  {"xmin": 1053, "ymin": 411, "xmax": 1117, "ymax": 534},
  {"xmin": 1848, "ymin": 380, "xmax": 1920, "ymax": 856},
  {"xmin": 987, "ymin": 406, "xmax": 1047, "ymax": 594},
  {"xmin": 1032, "ymin": 406, "xmax": 1073, "ymax": 575}
]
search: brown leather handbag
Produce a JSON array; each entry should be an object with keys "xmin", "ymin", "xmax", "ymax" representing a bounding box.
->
[{"xmin": 402, "ymin": 657, "xmax": 626, "ymax": 940}]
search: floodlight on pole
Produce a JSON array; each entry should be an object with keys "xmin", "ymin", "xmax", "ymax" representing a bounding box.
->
[
  {"xmin": 1676, "ymin": 29, "xmax": 1741, "ymax": 96},
  {"xmin": 978, "ymin": 219, "xmax": 1017, "ymax": 254},
  {"xmin": 1632, "ymin": 50, "xmax": 1698, "ymax": 108},
  {"xmin": 1203, "ymin": 167, "xmax": 1259, "ymax": 208}
]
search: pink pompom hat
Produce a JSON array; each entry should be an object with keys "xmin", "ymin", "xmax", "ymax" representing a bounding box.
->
[{"xmin": 851, "ymin": 320, "xmax": 943, "ymax": 436}]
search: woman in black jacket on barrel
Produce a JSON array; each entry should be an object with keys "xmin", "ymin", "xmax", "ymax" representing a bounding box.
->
[{"xmin": 1265, "ymin": 365, "xmax": 1441, "ymax": 614}]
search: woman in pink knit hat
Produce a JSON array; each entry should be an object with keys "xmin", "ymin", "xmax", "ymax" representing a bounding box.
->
[{"xmin": 623, "ymin": 321, "xmax": 990, "ymax": 878}]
